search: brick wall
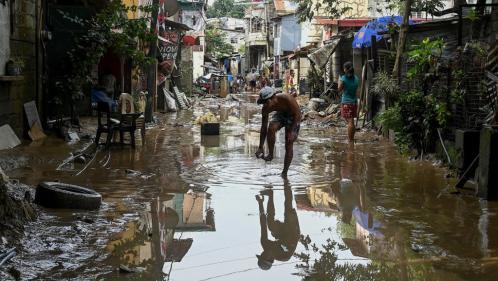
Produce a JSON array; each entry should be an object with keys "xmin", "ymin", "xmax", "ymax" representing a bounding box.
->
[{"xmin": 0, "ymin": 0, "xmax": 39, "ymax": 137}]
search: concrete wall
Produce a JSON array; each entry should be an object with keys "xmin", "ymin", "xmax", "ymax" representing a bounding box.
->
[
  {"xmin": 180, "ymin": 46, "xmax": 194, "ymax": 95},
  {"xmin": 193, "ymin": 49, "xmax": 204, "ymax": 81},
  {"xmin": 280, "ymin": 14, "xmax": 301, "ymax": 52},
  {"xmin": 300, "ymin": 20, "xmax": 321, "ymax": 47},
  {"xmin": 223, "ymin": 30, "xmax": 245, "ymax": 53},
  {"xmin": 0, "ymin": 0, "xmax": 39, "ymax": 137},
  {"xmin": 0, "ymin": 3, "xmax": 10, "ymax": 76}
]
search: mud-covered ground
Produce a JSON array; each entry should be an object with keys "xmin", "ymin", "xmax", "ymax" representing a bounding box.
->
[{"xmin": 1, "ymin": 93, "xmax": 497, "ymax": 281}]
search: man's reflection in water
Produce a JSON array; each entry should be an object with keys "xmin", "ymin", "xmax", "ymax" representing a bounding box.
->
[
  {"xmin": 255, "ymin": 180, "xmax": 300, "ymax": 270},
  {"xmin": 338, "ymin": 143, "xmax": 357, "ymax": 224},
  {"xmin": 339, "ymin": 143, "xmax": 383, "ymax": 242}
]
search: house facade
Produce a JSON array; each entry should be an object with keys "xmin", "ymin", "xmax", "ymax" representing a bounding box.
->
[
  {"xmin": 219, "ymin": 17, "xmax": 246, "ymax": 53},
  {"xmin": 244, "ymin": 1, "xmax": 273, "ymax": 71}
]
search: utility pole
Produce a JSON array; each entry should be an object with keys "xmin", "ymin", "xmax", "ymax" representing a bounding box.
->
[
  {"xmin": 264, "ymin": 1, "xmax": 270, "ymax": 61},
  {"xmin": 392, "ymin": 0, "xmax": 413, "ymax": 81},
  {"xmin": 146, "ymin": 0, "xmax": 160, "ymax": 123}
]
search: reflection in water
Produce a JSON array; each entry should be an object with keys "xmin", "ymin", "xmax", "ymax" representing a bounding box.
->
[
  {"xmin": 104, "ymin": 189, "xmax": 215, "ymax": 280},
  {"xmin": 256, "ymin": 181, "xmax": 300, "ymax": 270},
  {"xmin": 8, "ymin": 93, "xmax": 498, "ymax": 280}
]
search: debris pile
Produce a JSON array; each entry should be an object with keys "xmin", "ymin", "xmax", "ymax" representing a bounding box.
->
[
  {"xmin": 301, "ymin": 97, "xmax": 342, "ymax": 126},
  {"xmin": 195, "ymin": 112, "xmax": 219, "ymax": 125}
]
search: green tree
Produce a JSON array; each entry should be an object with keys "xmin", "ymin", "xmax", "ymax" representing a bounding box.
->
[
  {"xmin": 294, "ymin": 0, "xmax": 352, "ymax": 23},
  {"xmin": 205, "ymin": 26, "xmax": 234, "ymax": 58},
  {"xmin": 207, "ymin": 0, "xmax": 245, "ymax": 19},
  {"xmin": 57, "ymin": 0, "xmax": 156, "ymax": 100}
]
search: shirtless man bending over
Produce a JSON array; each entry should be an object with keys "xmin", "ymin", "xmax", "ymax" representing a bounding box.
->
[{"xmin": 255, "ymin": 81, "xmax": 301, "ymax": 177}]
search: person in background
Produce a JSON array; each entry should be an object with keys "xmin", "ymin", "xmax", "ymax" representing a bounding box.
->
[
  {"xmin": 249, "ymin": 68, "xmax": 257, "ymax": 92},
  {"xmin": 102, "ymin": 71, "xmax": 117, "ymax": 99},
  {"xmin": 284, "ymin": 69, "xmax": 290, "ymax": 94},
  {"xmin": 288, "ymin": 69, "xmax": 297, "ymax": 97},
  {"xmin": 338, "ymin": 61, "xmax": 360, "ymax": 143},
  {"xmin": 227, "ymin": 73, "xmax": 234, "ymax": 93},
  {"xmin": 244, "ymin": 70, "xmax": 251, "ymax": 91}
]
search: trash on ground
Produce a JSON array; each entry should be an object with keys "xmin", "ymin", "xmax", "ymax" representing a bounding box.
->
[
  {"xmin": 34, "ymin": 182, "xmax": 102, "ymax": 210},
  {"xmin": 0, "ymin": 125, "xmax": 21, "ymax": 150},
  {"xmin": 195, "ymin": 112, "xmax": 219, "ymax": 124},
  {"xmin": 125, "ymin": 169, "xmax": 155, "ymax": 179},
  {"xmin": 119, "ymin": 264, "xmax": 144, "ymax": 273},
  {"xmin": 0, "ymin": 247, "xmax": 16, "ymax": 267}
]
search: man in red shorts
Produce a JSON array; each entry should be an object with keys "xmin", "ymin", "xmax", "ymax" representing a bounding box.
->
[{"xmin": 338, "ymin": 61, "xmax": 359, "ymax": 143}]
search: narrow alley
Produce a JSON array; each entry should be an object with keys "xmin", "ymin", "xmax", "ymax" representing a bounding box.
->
[{"xmin": 2, "ymin": 93, "xmax": 497, "ymax": 280}]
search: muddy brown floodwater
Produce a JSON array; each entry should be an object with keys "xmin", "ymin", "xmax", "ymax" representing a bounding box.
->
[{"xmin": 4, "ymin": 93, "xmax": 498, "ymax": 281}]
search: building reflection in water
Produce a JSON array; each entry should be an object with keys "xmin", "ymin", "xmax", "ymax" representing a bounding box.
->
[
  {"xmin": 296, "ymin": 144, "xmax": 387, "ymax": 259},
  {"xmin": 105, "ymin": 188, "xmax": 215, "ymax": 279}
]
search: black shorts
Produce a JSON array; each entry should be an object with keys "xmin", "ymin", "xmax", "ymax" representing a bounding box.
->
[
  {"xmin": 270, "ymin": 112, "xmax": 300, "ymax": 139},
  {"xmin": 249, "ymin": 80, "xmax": 256, "ymax": 87}
]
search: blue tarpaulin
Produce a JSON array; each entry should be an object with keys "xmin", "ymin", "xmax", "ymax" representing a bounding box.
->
[{"xmin": 352, "ymin": 16, "xmax": 414, "ymax": 48}]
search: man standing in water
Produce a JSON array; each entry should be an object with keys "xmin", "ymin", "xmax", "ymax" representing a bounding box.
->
[
  {"xmin": 255, "ymin": 80, "xmax": 301, "ymax": 177},
  {"xmin": 338, "ymin": 61, "xmax": 360, "ymax": 143}
]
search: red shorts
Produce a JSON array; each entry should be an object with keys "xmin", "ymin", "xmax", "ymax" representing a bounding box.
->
[{"xmin": 341, "ymin": 103, "xmax": 357, "ymax": 119}]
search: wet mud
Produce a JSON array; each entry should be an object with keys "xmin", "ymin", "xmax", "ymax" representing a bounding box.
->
[{"xmin": 2, "ymin": 93, "xmax": 498, "ymax": 280}]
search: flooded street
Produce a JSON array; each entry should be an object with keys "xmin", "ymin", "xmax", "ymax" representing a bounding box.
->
[{"xmin": 6, "ymin": 93, "xmax": 498, "ymax": 281}]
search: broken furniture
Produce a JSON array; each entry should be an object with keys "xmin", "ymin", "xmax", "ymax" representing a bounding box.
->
[
  {"xmin": 95, "ymin": 102, "xmax": 120, "ymax": 148},
  {"xmin": 117, "ymin": 112, "xmax": 141, "ymax": 148},
  {"xmin": 119, "ymin": 93, "xmax": 146, "ymax": 142}
]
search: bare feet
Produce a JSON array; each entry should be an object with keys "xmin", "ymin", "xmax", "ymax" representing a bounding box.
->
[
  {"xmin": 260, "ymin": 188, "xmax": 273, "ymax": 196},
  {"xmin": 255, "ymin": 148, "xmax": 264, "ymax": 159},
  {"xmin": 255, "ymin": 195, "xmax": 264, "ymax": 203},
  {"xmin": 280, "ymin": 170, "xmax": 288, "ymax": 179},
  {"xmin": 263, "ymin": 155, "xmax": 273, "ymax": 162}
]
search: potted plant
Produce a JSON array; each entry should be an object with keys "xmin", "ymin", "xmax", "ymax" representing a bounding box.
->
[{"xmin": 5, "ymin": 57, "xmax": 25, "ymax": 76}]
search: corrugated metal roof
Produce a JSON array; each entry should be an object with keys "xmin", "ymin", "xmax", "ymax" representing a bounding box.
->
[
  {"xmin": 273, "ymin": 0, "xmax": 297, "ymax": 14},
  {"xmin": 314, "ymin": 17, "xmax": 371, "ymax": 27}
]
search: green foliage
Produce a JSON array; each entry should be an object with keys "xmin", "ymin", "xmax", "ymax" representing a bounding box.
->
[
  {"xmin": 307, "ymin": 68, "xmax": 324, "ymax": 97},
  {"xmin": 466, "ymin": 9, "xmax": 480, "ymax": 22},
  {"xmin": 377, "ymin": 87, "xmax": 451, "ymax": 155},
  {"xmin": 205, "ymin": 26, "xmax": 234, "ymax": 59},
  {"xmin": 378, "ymin": 38, "xmax": 448, "ymax": 154},
  {"xmin": 412, "ymin": 0, "xmax": 445, "ymax": 17},
  {"xmin": 294, "ymin": 0, "xmax": 352, "ymax": 23},
  {"xmin": 8, "ymin": 56, "xmax": 25, "ymax": 68},
  {"xmin": 376, "ymin": 104, "xmax": 403, "ymax": 132},
  {"xmin": 371, "ymin": 71, "xmax": 400, "ymax": 100},
  {"xmin": 376, "ymin": 104, "xmax": 411, "ymax": 153},
  {"xmin": 406, "ymin": 38, "xmax": 444, "ymax": 79},
  {"xmin": 207, "ymin": 0, "xmax": 245, "ymax": 19},
  {"xmin": 294, "ymin": 232, "xmax": 432, "ymax": 280},
  {"xmin": 238, "ymin": 44, "xmax": 246, "ymax": 54},
  {"xmin": 57, "ymin": 0, "xmax": 156, "ymax": 100}
]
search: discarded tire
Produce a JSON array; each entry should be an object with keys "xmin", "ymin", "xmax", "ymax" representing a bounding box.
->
[{"xmin": 35, "ymin": 182, "xmax": 102, "ymax": 210}]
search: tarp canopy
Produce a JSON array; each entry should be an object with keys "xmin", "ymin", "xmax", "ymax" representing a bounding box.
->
[
  {"xmin": 352, "ymin": 16, "xmax": 414, "ymax": 48},
  {"xmin": 308, "ymin": 37, "xmax": 341, "ymax": 68}
]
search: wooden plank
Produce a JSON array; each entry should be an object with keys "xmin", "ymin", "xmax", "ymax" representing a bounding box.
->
[
  {"xmin": 0, "ymin": 76, "xmax": 24, "ymax": 81},
  {"xmin": 356, "ymin": 63, "xmax": 367, "ymax": 127},
  {"xmin": 23, "ymin": 101, "xmax": 42, "ymax": 128},
  {"xmin": 455, "ymin": 155, "xmax": 479, "ymax": 189},
  {"xmin": 28, "ymin": 123, "xmax": 46, "ymax": 141},
  {"xmin": 486, "ymin": 71, "xmax": 498, "ymax": 84},
  {"xmin": 0, "ymin": 125, "xmax": 21, "ymax": 150}
]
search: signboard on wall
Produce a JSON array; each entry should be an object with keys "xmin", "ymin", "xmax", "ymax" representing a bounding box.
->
[{"xmin": 158, "ymin": 31, "xmax": 180, "ymax": 75}]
